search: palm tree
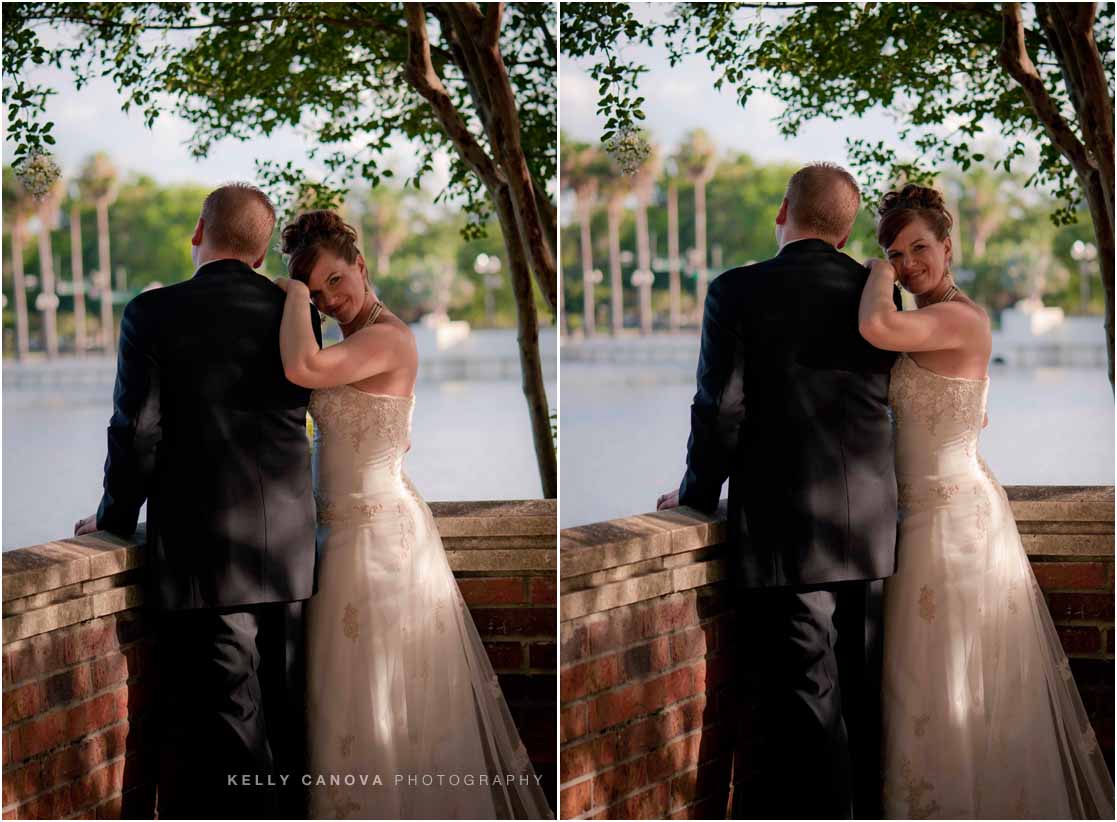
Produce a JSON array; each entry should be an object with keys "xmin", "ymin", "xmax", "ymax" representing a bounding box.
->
[
  {"xmin": 35, "ymin": 178, "xmax": 65, "ymax": 358},
  {"xmin": 562, "ymin": 137, "xmax": 608, "ymax": 337},
  {"xmin": 2, "ymin": 168, "xmax": 35, "ymax": 359},
  {"xmin": 78, "ymin": 153, "xmax": 118, "ymax": 351},
  {"xmin": 67, "ymin": 184, "xmax": 88, "ymax": 355},
  {"xmin": 601, "ymin": 168, "xmax": 630, "ymax": 336},
  {"xmin": 632, "ymin": 141, "xmax": 661, "ymax": 335},
  {"xmin": 664, "ymin": 158, "xmax": 683, "ymax": 332},
  {"xmin": 675, "ymin": 130, "xmax": 718, "ymax": 323}
]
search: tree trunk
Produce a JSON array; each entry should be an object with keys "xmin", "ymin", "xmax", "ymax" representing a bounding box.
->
[
  {"xmin": 36, "ymin": 203, "xmax": 58, "ymax": 358},
  {"xmin": 11, "ymin": 223, "xmax": 30, "ymax": 360},
  {"xmin": 1082, "ymin": 167, "xmax": 1115, "ymax": 387},
  {"xmin": 96, "ymin": 198, "xmax": 113, "ymax": 351},
  {"xmin": 70, "ymin": 202, "xmax": 87, "ymax": 355},
  {"xmin": 635, "ymin": 191, "xmax": 652, "ymax": 336},
  {"xmin": 1000, "ymin": 2, "xmax": 1115, "ymax": 388},
  {"xmin": 667, "ymin": 178, "xmax": 681, "ymax": 332},
  {"xmin": 403, "ymin": 3, "xmax": 555, "ymax": 494},
  {"xmin": 578, "ymin": 192, "xmax": 596, "ymax": 337},
  {"xmin": 694, "ymin": 178, "xmax": 708, "ymax": 324},
  {"xmin": 494, "ymin": 183, "xmax": 557, "ymax": 498},
  {"xmin": 608, "ymin": 198, "xmax": 623, "ymax": 335}
]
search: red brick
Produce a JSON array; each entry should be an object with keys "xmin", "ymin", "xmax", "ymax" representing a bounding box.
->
[
  {"xmin": 484, "ymin": 642, "xmax": 525, "ymax": 672},
  {"xmin": 67, "ymin": 688, "xmax": 128, "ymax": 741},
  {"xmin": 592, "ymin": 757, "xmax": 648, "ymax": 805},
  {"xmin": 5, "ymin": 631, "xmax": 76, "ymax": 687},
  {"xmin": 561, "ymin": 703, "xmax": 587, "ymax": 743},
  {"xmin": 530, "ymin": 576, "xmax": 557, "ymax": 604},
  {"xmin": 647, "ymin": 732, "xmax": 701, "ymax": 783},
  {"xmin": 91, "ymin": 653, "xmax": 131, "ymax": 692},
  {"xmin": 529, "ymin": 641, "xmax": 556, "ymax": 670},
  {"xmin": 6, "ymin": 782, "xmax": 74, "ymax": 820},
  {"xmin": 13, "ymin": 707, "xmax": 69, "ymax": 760},
  {"xmin": 645, "ymin": 596, "xmax": 700, "ymax": 639},
  {"xmin": 3, "ymin": 679, "xmax": 44, "ymax": 727},
  {"xmin": 561, "ymin": 738, "xmax": 599, "ymax": 783},
  {"xmin": 468, "ymin": 607, "xmax": 555, "ymax": 639},
  {"xmin": 1057, "ymin": 626, "xmax": 1103, "ymax": 655},
  {"xmin": 3, "ymin": 650, "xmax": 11, "ymax": 686},
  {"xmin": 621, "ymin": 637, "xmax": 671, "ymax": 679},
  {"xmin": 70, "ymin": 756, "xmax": 126, "ymax": 813},
  {"xmin": 94, "ymin": 794, "xmax": 124, "ymax": 819},
  {"xmin": 562, "ymin": 655, "xmax": 623, "ymax": 702},
  {"xmin": 561, "ymin": 622, "xmax": 590, "ymax": 662},
  {"xmin": 560, "ymin": 779, "xmax": 593, "ymax": 819},
  {"xmin": 605, "ymin": 781, "xmax": 670, "ymax": 819},
  {"xmin": 1046, "ymin": 592, "xmax": 1115, "ymax": 621},
  {"xmin": 457, "ymin": 577, "xmax": 525, "ymax": 606},
  {"xmin": 670, "ymin": 626, "xmax": 711, "ymax": 666},
  {"xmin": 1034, "ymin": 562, "xmax": 1109, "ymax": 591}
]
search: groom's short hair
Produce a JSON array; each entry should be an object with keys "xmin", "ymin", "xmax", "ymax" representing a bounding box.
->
[
  {"xmin": 785, "ymin": 163, "xmax": 861, "ymax": 243},
  {"xmin": 200, "ymin": 183, "xmax": 277, "ymax": 258}
]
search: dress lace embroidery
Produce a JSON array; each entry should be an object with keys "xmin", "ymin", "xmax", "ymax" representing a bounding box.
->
[
  {"xmin": 918, "ymin": 586, "xmax": 936, "ymax": 624},
  {"xmin": 342, "ymin": 603, "xmax": 359, "ymax": 641}
]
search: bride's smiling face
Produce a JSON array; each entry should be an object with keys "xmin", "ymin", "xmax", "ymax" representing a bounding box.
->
[
  {"xmin": 884, "ymin": 217, "xmax": 952, "ymax": 295},
  {"xmin": 305, "ymin": 250, "xmax": 370, "ymax": 324}
]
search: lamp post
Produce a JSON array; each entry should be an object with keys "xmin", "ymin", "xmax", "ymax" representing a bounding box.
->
[
  {"xmin": 1071, "ymin": 240, "xmax": 1097, "ymax": 315},
  {"xmin": 475, "ymin": 253, "xmax": 502, "ymax": 326}
]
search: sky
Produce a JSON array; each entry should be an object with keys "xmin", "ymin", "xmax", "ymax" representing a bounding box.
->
[
  {"xmin": 2, "ymin": 33, "xmax": 454, "ymax": 193},
  {"xmin": 558, "ymin": 4, "xmax": 1041, "ymax": 195}
]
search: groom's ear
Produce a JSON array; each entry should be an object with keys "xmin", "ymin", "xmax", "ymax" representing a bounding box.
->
[
  {"xmin": 251, "ymin": 251, "xmax": 266, "ymax": 269},
  {"xmin": 191, "ymin": 218, "xmax": 204, "ymax": 247},
  {"xmin": 775, "ymin": 198, "xmax": 789, "ymax": 226},
  {"xmin": 835, "ymin": 231, "xmax": 851, "ymax": 250}
]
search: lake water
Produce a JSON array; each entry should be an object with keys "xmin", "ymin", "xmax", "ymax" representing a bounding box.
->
[
  {"xmin": 3, "ymin": 329, "xmax": 555, "ymax": 550},
  {"xmin": 560, "ymin": 355, "xmax": 1115, "ymax": 529}
]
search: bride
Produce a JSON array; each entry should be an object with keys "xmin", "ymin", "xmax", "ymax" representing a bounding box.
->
[
  {"xmin": 859, "ymin": 184, "xmax": 1114, "ymax": 818},
  {"xmin": 274, "ymin": 210, "xmax": 550, "ymax": 820}
]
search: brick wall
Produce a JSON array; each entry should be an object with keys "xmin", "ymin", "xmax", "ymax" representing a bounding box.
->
[
  {"xmin": 559, "ymin": 487, "xmax": 1115, "ymax": 819},
  {"xmin": 3, "ymin": 499, "xmax": 557, "ymax": 819}
]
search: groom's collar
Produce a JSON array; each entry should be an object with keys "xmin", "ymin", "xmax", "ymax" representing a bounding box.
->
[
  {"xmin": 192, "ymin": 258, "xmax": 260, "ymax": 279},
  {"xmin": 777, "ymin": 237, "xmax": 839, "ymax": 256}
]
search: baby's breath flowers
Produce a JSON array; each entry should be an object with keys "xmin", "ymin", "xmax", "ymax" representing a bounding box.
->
[
  {"xmin": 605, "ymin": 127, "xmax": 651, "ymax": 176},
  {"xmin": 14, "ymin": 152, "xmax": 62, "ymax": 200}
]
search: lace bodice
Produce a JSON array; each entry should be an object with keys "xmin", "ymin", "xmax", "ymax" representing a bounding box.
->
[
  {"xmin": 889, "ymin": 353, "xmax": 990, "ymax": 509},
  {"xmin": 309, "ymin": 385, "xmax": 415, "ymax": 504}
]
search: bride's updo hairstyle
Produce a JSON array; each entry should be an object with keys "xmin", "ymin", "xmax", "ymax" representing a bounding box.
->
[
  {"xmin": 876, "ymin": 184, "xmax": 954, "ymax": 250},
  {"xmin": 281, "ymin": 210, "xmax": 361, "ymax": 284}
]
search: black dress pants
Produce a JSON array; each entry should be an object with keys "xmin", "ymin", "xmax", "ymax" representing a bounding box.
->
[
  {"xmin": 732, "ymin": 580, "xmax": 883, "ymax": 820},
  {"xmin": 153, "ymin": 601, "xmax": 307, "ymax": 819}
]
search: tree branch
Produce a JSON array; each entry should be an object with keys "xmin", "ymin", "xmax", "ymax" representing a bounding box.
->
[
  {"xmin": 998, "ymin": 2, "xmax": 1092, "ymax": 177},
  {"xmin": 403, "ymin": 3, "xmax": 503, "ymax": 187}
]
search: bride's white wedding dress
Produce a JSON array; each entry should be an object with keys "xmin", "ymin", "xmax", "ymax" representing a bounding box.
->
[
  {"xmin": 304, "ymin": 384, "xmax": 551, "ymax": 820},
  {"xmin": 882, "ymin": 353, "xmax": 1114, "ymax": 819}
]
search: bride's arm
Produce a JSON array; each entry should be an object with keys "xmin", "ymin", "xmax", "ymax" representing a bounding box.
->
[
  {"xmin": 277, "ymin": 279, "xmax": 410, "ymax": 389},
  {"xmin": 858, "ymin": 259, "xmax": 975, "ymax": 352}
]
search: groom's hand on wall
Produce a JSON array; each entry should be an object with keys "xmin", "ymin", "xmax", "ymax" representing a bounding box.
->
[
  {"xmin": 74, "ymin": 514, "xmax": 98, "ymax": 536},
  {"xmin": 657, "ymin": 489, "xmax": 680, "ymax": 510}
]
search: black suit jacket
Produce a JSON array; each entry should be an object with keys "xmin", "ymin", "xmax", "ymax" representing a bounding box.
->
[
  {"xmin": 678, "ymin": 238, "xmax": 900, "ymax": 588},
  {"xmin": 96, "ymin": 258, "xmax": 322, "ymax": 610}
]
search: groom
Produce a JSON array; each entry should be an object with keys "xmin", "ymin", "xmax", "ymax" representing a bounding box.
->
[
  {"xmin": 76, "ymin": 183, "xmax": 321, "ymax": 818},
  {"xmin": 659, "ymin": 163, "xmax": 900, "ymax": 819}
]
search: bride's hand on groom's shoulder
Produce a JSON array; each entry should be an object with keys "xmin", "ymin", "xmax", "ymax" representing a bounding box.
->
[
  {"xmin": 657, "ymin": 489, "xmax": 679, "ymax": 511},
  {"xmin": 272, "ymin": 277, "xmax": 306, "ymax": 295}
]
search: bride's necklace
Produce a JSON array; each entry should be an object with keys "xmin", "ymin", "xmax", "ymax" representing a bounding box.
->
[
  {"xmin": 936, "ymin": 284, "xmax": 959, "ymax": 304},
  {"xmin": 361, "ymin": 300, "xmax": 384, "ymax": 329}
]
